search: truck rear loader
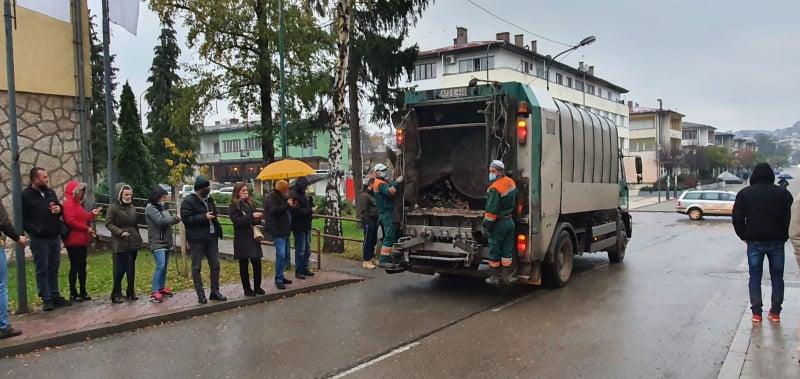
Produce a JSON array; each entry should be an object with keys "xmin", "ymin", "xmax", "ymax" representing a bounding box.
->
[{"xmin": 389, "ymin": 80, "xmax": 639, "ymax": 287}]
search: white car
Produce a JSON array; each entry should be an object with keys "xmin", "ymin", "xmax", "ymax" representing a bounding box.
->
[
  {"xmin": 676, "ymin": 190, "xmax": 737, "ymax": 220},
  {"xmin": 218, "ymin": 186, "xmax": 235, "ymax": 195},
  {"xmin": 179, "ymin": 185, "xmax": 193, "ymax": 198}
]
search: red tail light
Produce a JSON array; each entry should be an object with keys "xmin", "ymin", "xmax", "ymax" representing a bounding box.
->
[
  {"xmin": 517, "ymin": 119, "xmax": 527, "ymax": 144},
  {"xmin": 516, "ymin": 234, "xmax": 527, "ymax": 255},
  {"xmin": 396, "ymin": 129, "xmax": 405, "ymax": 146}
]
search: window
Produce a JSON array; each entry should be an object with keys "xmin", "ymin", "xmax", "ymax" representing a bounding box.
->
[
  {"xmin": 213, "ymin": 143, "xmax": 220, "ymax": 154},
  {"xmin": 683, "ymin": 192, "xmax": 702, "ymax": 200},
  {"xmin": 566, "ymin": 77, "xmax": 573, "ymax": 88},
  {"xmin": 701, "ymin": 192, "xmax": 720, "ymax": 201},
  {"xmin": 414, "ymin": 62, "xmax": 436, "ymax": 80},
  {"xmin": 587, "ymin": 84, "xmax": 595, "ymax": 95},
  {"xmin": 303, "ymin": 135, "xmax": 317, "ymax": 149},
  {"xmin": 521, "ymin": 60, "xmax": 531, "ymax": 74},
  {"xmin": 222, "ymin": 139, "xmax": 241, "ymax": 152},
  {"xmin": 555, "ymin": 73, "xmax": 563, "ymax": 85},
  {"xmin": 244, "ymin": 137, "xmax": 260, "ymax": 151},
  {"xmin": 458, "ymin": 56, "xmax": 494, "ymax": 73},
  {"xmin": 575, "ymin": 80, "xmax": 584, "ymax": 91},
  {"xmin": 535, "ymin": 61, "xmax": 545, "ymax": 77},
  {"xmin": 720, "ymin": 193, "xmax": 736, "ymax": 201},
  {"xmin": 630, "ymin": 138, "xmax": 656, "ymax": 151}
]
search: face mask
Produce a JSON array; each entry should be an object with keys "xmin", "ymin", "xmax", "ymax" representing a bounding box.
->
[
  {"xmin": 489, "ymin": 173, "xmax": 498, "ymax": 182},
  {"xmin": 198, "ymin": 188, "xmax": 211, "ymax": 199}
]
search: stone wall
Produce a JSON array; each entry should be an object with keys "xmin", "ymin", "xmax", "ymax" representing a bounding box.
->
[{"xmin": 0, "ymin": 91, "xmax": 82, "ymax": 211}]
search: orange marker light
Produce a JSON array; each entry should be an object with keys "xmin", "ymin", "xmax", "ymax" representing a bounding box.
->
[
  {"xmin": 517, "ymin": 119, "xmax": 527, "ymax": 144},
  {"xmin": 396, "ymin": 129, "xmax": 405, "ymax": 146}
]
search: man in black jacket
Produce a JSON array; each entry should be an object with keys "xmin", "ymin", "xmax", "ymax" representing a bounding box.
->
[
  {"xmin": 180, "ymin": 176, "xmax": 226, "ymax": 304},
  {"xmin": 357, "ymin": 180, "xmax": 379, "ymax": 269},
  {"xmin": 22, "ymin": 167, "xmax": 71, "ymax": 311},
  {"xmin": 289, "ymin": 177, "xmax": 315, "ymax": 279},
  {"xmin": 265, "ymin": 180, "xmax": 295, "ymax": 289},
  {"xmin": 732, "ymin": 162, "xmax": 793, "ymax": 323}
]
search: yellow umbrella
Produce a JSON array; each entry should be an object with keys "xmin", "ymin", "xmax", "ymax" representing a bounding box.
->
[{"xmin": 256, "ymin": 159, "xmax": 316, "ymax": 181}]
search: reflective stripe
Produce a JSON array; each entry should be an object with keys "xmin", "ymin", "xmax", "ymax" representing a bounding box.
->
[
  {"xmin": 484, "ymin": 212, "xmax": 498, "ymax": 221},
  {"xmin": 488, "ymin": 177, "xmax": 516, "ymax": 197}
]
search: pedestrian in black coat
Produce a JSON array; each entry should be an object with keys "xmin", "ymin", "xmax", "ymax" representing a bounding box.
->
[
  {"xmin": 289, "ymin": 177, "xmax": 315, "ymax": 279},
  {"xmin": 229, "ymin": 182, "xmax": 265, "ymax": 297}
]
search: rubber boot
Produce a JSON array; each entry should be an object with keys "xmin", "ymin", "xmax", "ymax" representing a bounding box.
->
[
  {"xmin": 501, "ymin": 265, "xmax": 515, "ymax": 286},
  {"xmin": 485, "ymin": 266, "xmax": 502, "ymax": 286},
  {"xmin": 378, "ymin": 255, "xmax": 398, "ymax": 269}
]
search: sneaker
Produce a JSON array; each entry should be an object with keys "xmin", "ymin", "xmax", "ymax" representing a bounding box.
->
[
  {"xmin": 148, "ymin": 292, "xmax": 163, "ymax": 303},
  {"xmin": 309, "ymin": 257, "xmax": 317, "ymax": 263},
  {"xmin": 159, "ymin": 288, "xmax": 174, "ymax": 297},
  {"xmin": 254, "ymin": 287, "xmax": 266, "ymax": 296},
  {"xmin": 42, "ymin": 301, "xmax": 55, "ymax": 311},
  {"xmin": 767, "ymin": 312, "xmax": 780, "ymax": 322},
  {"xmin": 295, "ymin": 273, "xmax": 306, "ymax": 280},
  {"xmin": 244, "ymin": 289, "xmax": 256, "ymax": 297},
  {"xmin": 276, "ymin": 281, "xmax": 286, "ymax": 290},
  {"xmin": 0, "ymin": 327, "xmax": 22, "ymax": 340},
  {"xmin": 363, "ymin": 261, "xmax": 376, "ymax": 269},
  {"xmin": 80, "ymin": 294, "xmax": 92, "ymax": 301},
  {"xmin": 53, "ymin": 297, "xmax": 73, "ymax": 307},
  {"xmin": 283, "ymin": 278, "xmax": 293, "ymax": 285},
  {"xmin": 752, "ymin": 313, "xmax": 763, "ymax": 323},
  {"xmin": 302, "ymin": 270, "xmax": 315, "ymax": 277},
  {"xmin": 209, "ymin": 292, "xmax": 227, "ymax": 301}
]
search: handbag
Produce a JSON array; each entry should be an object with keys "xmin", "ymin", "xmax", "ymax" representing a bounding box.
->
[
  {"xmin": 253, "ymin": 225, "xmax": 265, "ymax": 241},
  {"xmin": 59, "ymin": 221, "xmax": 70, "ymax": 240}
]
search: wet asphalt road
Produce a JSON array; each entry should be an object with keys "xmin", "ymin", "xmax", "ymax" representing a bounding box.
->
[{"xmin": 0, "ymin": 212, "xmax": 782, "ymax": 378}]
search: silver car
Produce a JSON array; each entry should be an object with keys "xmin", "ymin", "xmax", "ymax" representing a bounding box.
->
[{"xmin": 676, "ymin": 190, "xmax": 737, "ymax": 220}]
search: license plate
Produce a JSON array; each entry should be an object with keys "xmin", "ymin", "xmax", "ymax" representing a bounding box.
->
[{"xmin": 437, "ymin": 87, "xmax": 468, "ymax": 99}]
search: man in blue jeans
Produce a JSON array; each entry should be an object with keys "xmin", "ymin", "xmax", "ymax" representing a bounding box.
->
[
  {"xmin": 265, "ymin": 180, "xmax": 296, "ymax": 290},
  {"xmin": 289, "ymin": 177, "xmax": 315, "ymax": 279},
  {"xmin": 1, "ymin": 198, "xmax": 29, "ymax": 339},
  {"xmin": 733, "ymin": 162, "xmax": 793, "ymax": 323}
]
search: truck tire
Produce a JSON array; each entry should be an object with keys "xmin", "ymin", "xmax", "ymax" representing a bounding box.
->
[
  {"xmin": 544, "ymin": 230, "xmax": 574, "ymax": 288},
  {"xmin": 608, "ymin": 229, "xmax": 627, "ymax": 263}
]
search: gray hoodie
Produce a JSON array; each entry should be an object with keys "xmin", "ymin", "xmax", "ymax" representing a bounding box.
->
[{"xmin": 145, "ymin": 203, "xmax": 179, "ymax": 250}]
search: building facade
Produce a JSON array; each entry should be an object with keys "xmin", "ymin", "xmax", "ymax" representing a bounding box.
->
[
  {"xmin": 625, "ymin": 105, "xmax": 685, "ymax": 184},
  {"xmin": 196, "ymin": 119, "xmax": 350, "ymax": 183},
  {"xmin": 410, "ymin": 27, "xmax": 631, "ymax": 150},
  {"xmin": 0, "ymin": 3, "xmax": 90, "ymax": 207},
  {"xmin": 681, "ymin": 122, "xmax": 716, "ymax": 149}
]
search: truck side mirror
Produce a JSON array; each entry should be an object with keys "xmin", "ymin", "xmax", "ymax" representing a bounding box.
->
[{"xmin": 635, "ymin": 157, "xmax": 643, "ymax": 176}]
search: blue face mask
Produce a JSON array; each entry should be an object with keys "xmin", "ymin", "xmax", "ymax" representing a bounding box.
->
[{"xmin": 489, "ymin": 173, "xmax": 498, "ymax": 182}]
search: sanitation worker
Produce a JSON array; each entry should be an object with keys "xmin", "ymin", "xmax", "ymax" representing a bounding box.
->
[
  {"xmin": 372, "ymin": 163, "xmax": 403, "ymax": 269},
  {"xmin": 484, "ymin": 160, "xmax": 518, "ymax": 286}
]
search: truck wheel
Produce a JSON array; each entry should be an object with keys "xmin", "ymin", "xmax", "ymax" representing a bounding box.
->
[
  {"xmin": 608, "ymin": 229, "xmax": 627, "ymax": 263},
  {"xmin": 688, "ymin": 208, "xmax": 703, "ymax": 220},
  {"xmin": 544, "ymin": 230, "xmax": 574, "ymax": 288}
]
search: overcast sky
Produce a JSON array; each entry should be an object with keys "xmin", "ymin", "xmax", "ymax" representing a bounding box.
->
[{"xmin": 90, "ymin": 0, "xmax": 799, "ymax": 132}]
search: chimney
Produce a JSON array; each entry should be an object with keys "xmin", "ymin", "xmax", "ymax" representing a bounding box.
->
[
  {"xmin": 514, "ymin": 34, "xmax": 524, "ymax": 47},
  {"xmin": 588, "ymin": 66, "xmax": 595, "ymax": 76},
  {"xmin": 530, "ymin": 40, "xmax": 537, "ymax": 53},
  {"xmin": 627, "ymin": 101, "xmax": 633, "ymax": 111},
  {"xmin": 578, "ymin": 61, "xmax": 585, "ymax": 71},
  {"xmin": 454, "ymin": 27, "xmax": 468, "ymax": 46},
  {"xmin": 230, "ymin": 118, "xmax": 239, "ymax": 124},
  {"xmin": 496, "ymin": 32, "xmax": 510, "ymax": 43},
  {"xmin": 214, "ymin": 120, "xmax": 221, "ymax": 126}
]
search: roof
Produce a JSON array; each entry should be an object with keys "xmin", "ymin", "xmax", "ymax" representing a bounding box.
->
[
  {"xmin": 681, "ymin": 122, "xmax": 716, "ymax": 131},
  {"xmin": 417, "ymin": 40, "xmax": 628, "ymax": 93},
  {"xmin": 630, "ymin": 106, "xmax": 685, "ymax": 117}
]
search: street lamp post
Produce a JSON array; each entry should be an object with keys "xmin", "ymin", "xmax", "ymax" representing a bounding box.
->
[{"xmin": 545, "ymin": 36, "xmax": 596, "ymax": 90}]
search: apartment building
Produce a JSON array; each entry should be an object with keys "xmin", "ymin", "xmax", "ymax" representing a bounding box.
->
[
  {"xmin": 625, "ymin": 104, "xmax": 685, "ymax": 183},
  {"xmin": 681, "ymin": 122, "xmax": 716, "ymax": 149}
]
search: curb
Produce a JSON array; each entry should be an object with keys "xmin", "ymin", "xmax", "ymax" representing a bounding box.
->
[
  {"xmin": 0, "ymin": 276, "xmax": 362, "ymax": 358},
  {"xmin": 717, "ymin": 304, "xmax": 752, "ymax": 378}
]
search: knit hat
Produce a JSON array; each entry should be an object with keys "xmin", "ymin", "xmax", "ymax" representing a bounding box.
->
[
  {"xmin": 490, "ymin": 160, "xmax": 505, "ymax": 171},
  {"xmin": 275, "ymin": 180, "xmax": 289, "ymax": 192},
  {"xmin": 194, "ymin": 176, "xmax": 211, "ymax": 191}
]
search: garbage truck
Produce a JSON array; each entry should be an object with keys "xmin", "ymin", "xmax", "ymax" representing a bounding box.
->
[{"xmin": 388, "ymin": 80, "xmax": 640, "ymax": 287}]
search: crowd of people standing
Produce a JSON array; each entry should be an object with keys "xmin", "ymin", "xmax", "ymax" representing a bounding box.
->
[{"xmin": 0, "ymin": 168, "xmax": 320, "ymax": 340}]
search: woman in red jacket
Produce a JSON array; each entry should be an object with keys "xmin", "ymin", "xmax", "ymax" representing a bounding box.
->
[{"xmin": 62, "ymin": 181, "xmax": 102, "ymax": 302}]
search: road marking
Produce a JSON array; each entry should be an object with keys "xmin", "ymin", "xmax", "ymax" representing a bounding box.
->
[
  {"xmin": 330, "ymin": 341, "xmax": 421, "ymax": 378},
  {"xmin": 491, "ymin": 292, "xmax": 537, "ymax": 312}
]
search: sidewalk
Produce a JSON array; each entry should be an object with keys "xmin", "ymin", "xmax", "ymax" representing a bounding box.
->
[
  {"xmin": 718, "ymin": 254, "xmax": 800, "ymax": 378},
  {"xmin": 0, "ymin": 271, "xmax": 362, "ymax": 357},
  {"xmin": 629, "ymin": 197, "xmax": 678, "ymax": 212}
]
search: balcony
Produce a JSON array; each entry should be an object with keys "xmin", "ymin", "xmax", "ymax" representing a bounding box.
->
[{"xmin": 196, "ymin": 153, "xmax": 220, "ymax": 164}]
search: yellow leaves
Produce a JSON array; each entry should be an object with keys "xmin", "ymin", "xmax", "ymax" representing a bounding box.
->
[{"xmin": 163, "ymin": 137, "xmax": 192, "ymax": 186}]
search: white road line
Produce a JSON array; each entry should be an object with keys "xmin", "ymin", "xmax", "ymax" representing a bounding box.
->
[
  {"xmin": 491, "ymin": 292, "xmax": 536, "ymax": 312},
  {"xmin": 331, "ymin": 342, "xmax": 421, "ymax": 378}
]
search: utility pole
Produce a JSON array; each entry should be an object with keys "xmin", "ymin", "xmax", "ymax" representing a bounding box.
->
[
  {"xmin": 72, "ymin": 0, "xmax": 93, "ymax": 209},
  {"xmin": 657, "ymin": 99, "xmax": 663, "ymax": 202},
  {"xmin": 278, "ymin": 0, "xmax": 288, "ymax": 158},
  {"xmin": 101, "ymin": 0, "xmax": 116, "ymax": 193},
  {"xmin": 4, "ymin": 0, "xmax": 28, "ymax": 313}
]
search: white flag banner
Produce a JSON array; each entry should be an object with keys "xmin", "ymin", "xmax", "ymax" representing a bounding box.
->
[
  {"xmin": 109, "ymin": 0, "xmax": 140, "ymax": 36},
  {"xmin": 17, "ymin": 0, "xmax": 71, "ymax": 23}
]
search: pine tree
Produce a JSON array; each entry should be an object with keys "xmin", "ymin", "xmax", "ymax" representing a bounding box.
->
[
  {"xmin": 88, "ymin": 12, "xmax": 118, "ymax": 176},
  {"xmin": 116, "ymin": 82, "xmax": 156, "ymax": 198},
  {"xmin": 145, "ymin": 16, "xmax": 187, "ymax": 182}
]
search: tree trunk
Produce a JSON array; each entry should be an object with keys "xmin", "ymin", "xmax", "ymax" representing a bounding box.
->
[
  {"xmin": 323, "ymin": 0, "xmax": 352, "ymax": 254},
  {"xmin": 348, "ymin": 47, "xmax": 363, "ymax": 191},
  {"xmin": 255, "ymin": 0, "xmax": 275, "ymax": 165}
]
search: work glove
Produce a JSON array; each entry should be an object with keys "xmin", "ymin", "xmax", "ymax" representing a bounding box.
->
[{"xmin": 395, "ymin": 176, "xmax": 404, "ymax": 184}]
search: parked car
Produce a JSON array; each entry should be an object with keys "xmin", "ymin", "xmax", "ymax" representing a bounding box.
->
[
  {"xmin": 179, "ymin": 185, "xmax": 193, "ymax": 198},
  {"xmin": 676, "ymin": 190, "xmax": 737, "ymax": 220},
  {"xmin": 218, "ymin": 186, "xmax": 235, "ymax": 195}
]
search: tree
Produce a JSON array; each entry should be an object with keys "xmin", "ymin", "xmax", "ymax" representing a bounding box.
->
[
  {"xmin": 659, "ymin": 146, "xmax": 682, "ymax": 199},
  {"xmin": 116, "ymin": 82, "xmax": 157, "ymax": 197},
  {"xmin": 346, "ymin": 0, "xmax": 430, "ymax": 188},
  {"xmin": 323, "ymin": 0, "xmax": 353, "ymax": 253},
  {"xmin": 88, "ymin": 12, "xmax": 118, "ymax": 177},
  {"xmin": 149, "ymin": 0, "xmax": 333, "ymax": 164},
  {"xmin": 145, "ymin": 16, "xmax": 190, "ymax": 182}
]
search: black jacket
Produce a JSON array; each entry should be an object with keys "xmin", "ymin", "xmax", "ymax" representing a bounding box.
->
[
  {"xmin": 180, "ymin": 193, "xmax": 223, "ymax": 242},
  {"xmin": 264, "ymin": 190, "xmax": 292, "ymax": 238},
  {"xmin": 229, "ymin": 200, "xmax": 263, "ymax": 260},
  {"xmin": 289, "ymin": 178, "xmax": 313, "ymax": 233},
  {"xmin": 732, "ymin": 164, "xmax": 793, "ymax": 242},
  {"xmin": 357, "ymin": 188, "xmax": 378, "ymax": 226},
  {"xmin": 0, "ymin": 201, "xmax": 20, "ymax": 242},
  {"xmin": 21, "ymin": 185, "xmax": 63, "ymax": 238}
]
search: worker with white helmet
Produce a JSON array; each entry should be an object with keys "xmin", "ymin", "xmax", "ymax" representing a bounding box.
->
[
  {"xmin": 371, "ymin": 163, "xmax": 403, "ymax": 269},
  {"xmin": 484, "ymin": 160, "xmax": 518, "ymax": 286}
]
